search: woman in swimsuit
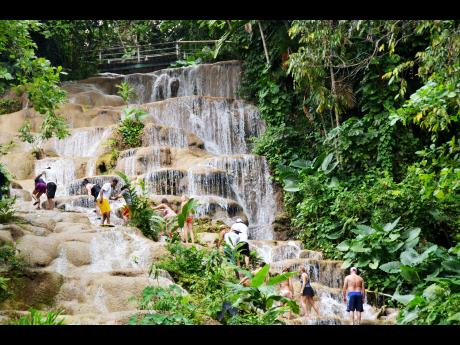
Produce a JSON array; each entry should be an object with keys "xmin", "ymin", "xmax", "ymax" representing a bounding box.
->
[
  {"xmin": 180, "ymin": 194, "xmax": 195, "ymax": 244},
  {"xmin": 279, "ymin": 267, "xmax": 294, "ymax": 319},
  {"xmin": 299, "ymin": 266, "xmax": 320, "ymax": 319}
]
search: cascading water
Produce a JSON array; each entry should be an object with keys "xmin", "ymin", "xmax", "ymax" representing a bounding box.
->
[{"xmin": 28, "ymin": 61, "xmax": 387, "ymax": 324}]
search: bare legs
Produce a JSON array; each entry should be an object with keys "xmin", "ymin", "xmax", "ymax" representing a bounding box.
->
[
  {"xmin": 349, "ymin": 311, "xmax": 361, "ymax": 325},
  {"xmin": 101, "ymin": 212, "xmax": 110, "ymax": 226},
  {"xmin": 33, "ymin": 192, "xmax": 44, "ymax": 209},
  {"xmin": 301, "ymin": 296, "xmax": 320, "ymax": 319},
  {"xmin": 183, "ymin": 221, "xmax": 195, "ymax": 244},
  {"xmin": 47, "ymin": 197, "xmax": 55, "ymax": 210}
]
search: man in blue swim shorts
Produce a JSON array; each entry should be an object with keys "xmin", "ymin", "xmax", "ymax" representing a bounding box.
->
[{"xmin": 342, "ymin": 266, "xmax": 366, "ymax": 325}]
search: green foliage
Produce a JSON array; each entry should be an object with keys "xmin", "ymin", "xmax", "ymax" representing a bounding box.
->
[
  {"xmin": 115, "ymin": 171, "xmax": 161, "ymax": 241},
  {"xmin": 116, "ymin": 81, "xmax": 137, "ymax": 104},
  {"xmin": 129, "ymin": 285, "xmax": 198, "ymax": 325},
  {"xmin": 9, "ymin": 308, "xmax": 65, "ymax": 325},
  {"xmin": 0, "ymin": 197, "xmax": 17, "ymax": 224},
  {"xmin": 0, "ymin": 242, "xmax": 25, "ymax": 302},
  {"xmin": 116, "ymin": 107, "xmax": 148, "ymax": 149},
  {"xmin": 0, "ymin": 99, "xmax": 21, "ymax": 115}
]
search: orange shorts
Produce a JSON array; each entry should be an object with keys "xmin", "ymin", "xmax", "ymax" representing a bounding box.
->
[
  {"xmin": 122, "ymin": 205, "xmax": 130, "ymax": 218},
  {"xmin": 186, "ymin": 216, "xmax": 193, "ymax": 224}
]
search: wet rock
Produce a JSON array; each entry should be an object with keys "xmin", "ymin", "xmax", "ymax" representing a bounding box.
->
[
  {"xmin": 299, "ymin": 249, "xmax": 323, "ymax": 260},
  {"xmin": 272, "ymin": 212, "xmax": 294, "ymax": 241},
  {"xmin": 18, "ymin": 224, "xmax": 50, "ymax": 237},
  {"xmin": 61, "ymin": 241, "xmax": 91, "ymax": 267}
]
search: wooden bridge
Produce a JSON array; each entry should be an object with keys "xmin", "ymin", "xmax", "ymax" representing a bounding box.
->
[{"xmin": 86, "ymin": 40, "xmax": 231, "ymax": 74}]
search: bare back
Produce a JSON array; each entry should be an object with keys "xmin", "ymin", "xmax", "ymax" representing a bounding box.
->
[{"xmin": 344, "ymin": 274, "xmax": 364, "ymax": 293}]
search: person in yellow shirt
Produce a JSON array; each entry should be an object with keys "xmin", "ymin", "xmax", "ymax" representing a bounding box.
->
[{"xmin": 97, "ymin": 178, "xmax": 118, "ymax": 226}]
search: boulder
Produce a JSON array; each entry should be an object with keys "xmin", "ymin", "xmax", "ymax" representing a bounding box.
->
[
  {"xmin": 16, "ymin": 235, "xmax": 60, "ymax": 267},
  {"xmin": 10, "ymin": 189, "xmax": 32, "ymax": 201},
  {"xmin": 197, "ymin": 232, "xmax": 219, "ymax": 247},
  {"xmin": 0, "ymin": 151, "xmax": 36, "ymax": 180},
  {"xmin": 61, "ymin": 241, "xmax": 91, "ymax": 267},
  {"xmin": 0, "ymin": 224, "xmax": 25, "ymax": 240},
  {"xmin": 0, "ymin": 230, "xmax": 14, "ymax": 244}
]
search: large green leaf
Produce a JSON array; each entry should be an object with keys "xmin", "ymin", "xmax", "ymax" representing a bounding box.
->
[
  {"xmin": 400, "ymin": 249, "xmax": 421, "ymax": 266},
  {"xmin": 283, "ymin": 178, "xmax": 301, "ymax": 192},
  {"xmin": 404, "ymin": 227, "xmax": 421, "ymax": 242},
  {"xmin": 321, "ymin": 153, "xmax": 334, "ymax": 172},
  {"xmin": 357, "ymin": 258, "xmax": 370, "ymax": 267},
  {"xmin": 441, "ymin": 258, "xmax": 460, "ymax": 273},
  {"xmin": 337, "ymin": 240, "xmax": 350, "ymax": 251},
  {"xmin": 350, "ymin": 242, "xmax": 369, "ymax": 253},
  {"xmin": 400, "ymin": 265, "xmax": 420, "ymax": 283},
  {"xmin": 422, "ymin": 284, "xmax": 446, "ymax": 301},
  {"xmin": 404, "ymin": 237, "xmax": 420, "ymax": 250},
  {"xmin": 341, "ymin": 259, "xmax": 353, "ymax": 269},
  {"xmin": 388, "ymin": 241, "xmax": 404, "ymax": 253},
  {"xmin": 369, "ymin": 258, "xmax": 380, "ymax": 270},
  {"xmin": 379, "ymin": 261, "xmax": 401, "ymax": 273},
  {"xmin": 290, "ymin": 159, "xmax": 312, "ymax": 170},
  {"xmin": 250, "ymin": 264, "xmax": 270, "ymax": 288},
  {"xmin": 267, "ymin": 271, "xmax": 297, "ymax": 286},
  {"xmin": 352, "ymin": 224, "xmax": 375, "ymax": 236},
  {"xmin": 383, "ymin": 217, "xmax": 401, "ymax": 232},
  {"xmin": 392, "ymin": 287, "xmax": 415, "ymax": 305}
]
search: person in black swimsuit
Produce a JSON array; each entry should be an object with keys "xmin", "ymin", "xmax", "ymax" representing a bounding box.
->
[
  {"xmin": 83, "ymin": 179, "xmax": 102, "ymax": 218},
  {"xmin": 299, "ymin": 266, "xmax": 321, "ymax": 319}
]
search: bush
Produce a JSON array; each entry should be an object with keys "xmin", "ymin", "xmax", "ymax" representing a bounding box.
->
[
  {"xmin": 9, "ymin": 308, "xmax": 65, "ymax": 325},
  {"xmin": 116, "ymin": 81, "xmax": 137, "ymax": 104},
  {"xmin": 0, "ymin": 197, "xmax": 17, "ymax": 224},
  {"xmin": 0, "ymin": 98, "xmax": 21, "ymax": 115}
]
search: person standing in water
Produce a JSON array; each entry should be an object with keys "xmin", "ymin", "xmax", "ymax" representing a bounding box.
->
[
  {"xmin": 180, "ymin": 195, "xmax": 195, "ymax": 244},
  {"xmin": 97, "ymin": 178, "xmax": 118, "ymax": 226},
  {"xmin": 299, "ymin": 266, "xmax": 320, "ymax": 319},
  {"xmin": 37, "ymin": 166, "xmax": 57, "ymax": 210},
  {"xmin": 343, "ymin": 267, "xmax": 366, "ymax": 325},
  {"xmin": 83, "ymin": 179, "xmax": 101, "ymax": 219}
]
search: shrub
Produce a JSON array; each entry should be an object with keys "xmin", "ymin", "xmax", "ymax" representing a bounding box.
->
[
  {"xmin": 116, "ymin": 81, "xmax": 137, "ymax": 104},
  {"xmin": 0, "ymin": 98, "xmax": 21, "ymax": 115},
  {"xmin": 9, "ymin": 308, "xmax": 65, "ymax": 325}
]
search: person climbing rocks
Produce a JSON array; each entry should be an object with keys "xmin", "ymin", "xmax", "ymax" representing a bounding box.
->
[
  {"xmin": 231, "ymin": 218, "xmax": 250, "ymax": 267},
  {"xmin": 343, "ymin": 266, "xmax": 366, "ymax": 325},
  {"xmin": 0, "ymin": 166, "xmax": 7, "ymax": 200},
  {"xmin": 114, "ymin": 185, "xmax": 132, "ymax": 225},
  {"xmin": 153, "ymin": 198, "xmax": 177, "ymax": 238},
  {"xmin": 32, "ymin": 174, "xmax": 47, "ymax": 209},
  {"xmin": 299, "ymin": 266, "xmax": 320, "ymax": 320},
  {"xmin": 83, "ymin": 178, "xmax": 102, "ymax": 219},
  {"xmin": 223, "ymin": 227, "xmax": 240, "ymax": 265},
  {"xmin": 216, "ymin": 224, "xmax": 231, "ymax": 248},
  {"xmin": 180, "ymin": 194, "xmax": 195, "ymax": 244},
  {"xmin": 97, "ymin": 178, "xmax": 118, "ymax": 226},
  {"xmin": 38, "ymin": 166, "xmax": 58, "ymax": 210}
]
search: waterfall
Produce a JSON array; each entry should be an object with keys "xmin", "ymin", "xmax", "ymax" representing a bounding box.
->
[
  {"xmin": 49, "ymin": 127, "xmax": 113, "ymax": 158},
  {"xmin": 35, "ymin": 157, "xmax": 76, "ymax": 197}
]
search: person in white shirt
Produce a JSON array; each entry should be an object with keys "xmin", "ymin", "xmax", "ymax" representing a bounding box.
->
[
  {"xmin": 97, "ymin": 178, "xmax": 118, "ymax": 226},
  {"xmin": 231, "ymin": 218, "xmax": 250, "ymax": 267},
  {"xmin": 223, "ymin": 229, "xmax": 240, "ymax": 265},
  {"xmin": 36, "ymin": 166, "xmax": 58, "ymax": 210}
]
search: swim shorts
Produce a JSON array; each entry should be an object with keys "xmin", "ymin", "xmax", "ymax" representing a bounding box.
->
[
  {"xmin": 97, "ymin": 198, "xmax": 111, "ymax": 214},
  {"xmin": 347, "ymin": 292, "xmax": 364, "ymax": 312}
]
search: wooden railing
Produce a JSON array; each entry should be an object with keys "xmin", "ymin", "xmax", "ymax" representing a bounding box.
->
[{"xmin": 84, "ymin": 40, "xmax": 233, "ymax": 72}]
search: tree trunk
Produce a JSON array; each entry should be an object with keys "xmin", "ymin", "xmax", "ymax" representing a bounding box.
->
[
  {"xmin": 330, "ymin": 60, "xmax": 339, "ymax": 127},
  {"xmin": 257, "ymin": 21, "xmax": 270, "ymax": 65}
]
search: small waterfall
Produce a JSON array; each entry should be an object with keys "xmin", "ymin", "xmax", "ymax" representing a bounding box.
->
[
  {"xmin": 204, "ymin": 155, "xmax": 276, "ymax": 239},
  {"xmin": 116, "ymin": 146, "xmax": 165, "ymax": 177},
  {"xmin": 144, "ymin": 97, "xmax": 264, "ymax": 155},
  {"xmin": 93, "ymin": 285, "xmax": 110, "ymax": 314},
  {"xmin": 49, "ymin": 127, "xmax": 112, "ymax": 158},
  {"xmin": 53, "ymin": 247, "xmax": 69, "ymax": 275},
  {"xmin": 144, "ymin": 169, "xmax": 187, "ymax": 196},
  {"xmin": 187, "ymin": 168, "xmax": 237, "ymax": 200},
  {"xmin": 35, "ymin": 157, "xmax": 76, "ymax": 197},
  {"xmin": 142, "ymin": 124, "xmax": 189, "ymax": 148}
]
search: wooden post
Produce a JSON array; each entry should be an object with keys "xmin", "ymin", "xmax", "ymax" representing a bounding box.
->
[
  {"xmin": 257, "ymin": 21, "xmax": 270, "ymax": 65},
  {"xmin": 99, "ymin": 50, "xmax": 102, "ymax": 64},
  {"xmin": 176, "ymin": 42, "xmax": 180, "ymax": 60},
  {"xmin": 137, "ymin": 46, "xmax": 140, "ymax": 63}
]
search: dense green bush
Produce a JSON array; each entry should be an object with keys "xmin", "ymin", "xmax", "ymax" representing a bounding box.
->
[{"xmin": 0, "ymin": 98, "xmax": 21, "ymax": 115}]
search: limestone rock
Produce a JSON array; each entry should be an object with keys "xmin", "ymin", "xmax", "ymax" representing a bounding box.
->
[
  {"xmin": 0, "ymin": 230, "xmax": 14, "ymax": 244},
  {"xmin": 197, "ymin": 232, "xmax": 219, "ymax": 247},
  {"xmin": 16, "ymin": 235, "xmax": 60, "ymax": 267},
  {"xmin": 0, "ymin": 224, "xmax": 25, "ymax": 240},
  {"xmin": 61, "ymin": 241, "xmax": 91, "ymax": 267},
  {"xmin": 0, "ymin": 151, "xmax": 36, "ymax": 180}
]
